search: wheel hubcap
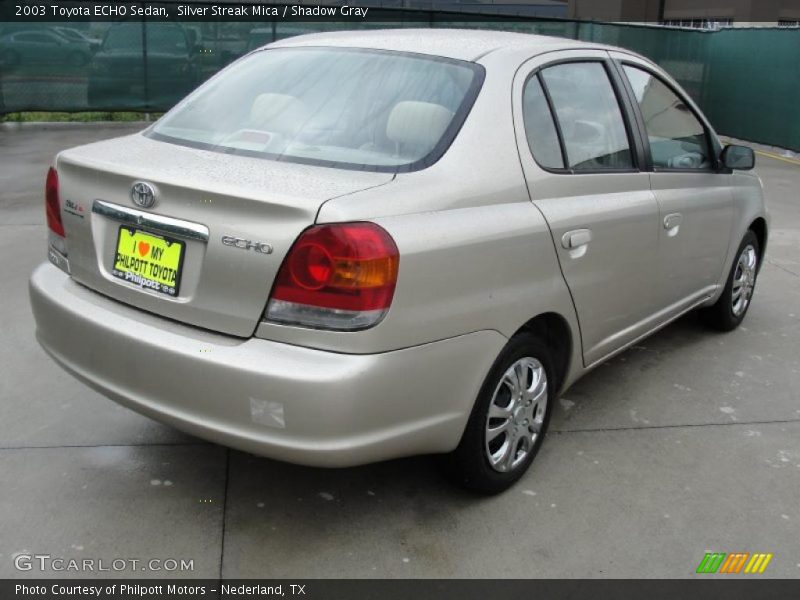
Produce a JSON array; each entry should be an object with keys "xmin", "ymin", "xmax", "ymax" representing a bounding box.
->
[
  {"xmin": 485, "ymin": 357, "xmax": 547, "ymax": 473},
  {"xmin": 732, "ymin": 244, "xmax": 757, "ymax": 317}
]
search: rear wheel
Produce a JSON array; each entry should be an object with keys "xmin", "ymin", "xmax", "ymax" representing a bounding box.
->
[
  {"xmin": 702, "ymin": 230, "xmax": 760, "ymax": 331},
  {"xmin": 441, "ymin": 332, "xmax": 555, "ymax": 495}
]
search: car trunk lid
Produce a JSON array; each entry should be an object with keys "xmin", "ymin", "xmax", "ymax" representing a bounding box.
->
[{"xmin": 56, "ymin": 133, "xmax": 393, "ymax": 337}]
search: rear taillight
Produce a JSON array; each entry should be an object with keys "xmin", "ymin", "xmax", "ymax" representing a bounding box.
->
[
  {"xmin": 45, "ymin": 167, "xmax": 64, "ymax": 237},
  {"xmin": 45, "ymin": 166, "xmax": 69, "ymax": 273},
  {"xmin": 266, "ymin": 222, "xmax": 399, "ymax": 330}
]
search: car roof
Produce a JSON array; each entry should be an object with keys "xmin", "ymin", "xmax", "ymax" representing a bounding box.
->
[{"xmin": 269, "ymin": 28, "xmax": 609, "ymax": 62}]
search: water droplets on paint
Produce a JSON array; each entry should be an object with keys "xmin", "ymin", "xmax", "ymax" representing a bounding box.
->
[
  {"xmin": 764, "ymin": 450, "xmax": 796, "ymax": 469},
  {"xmin": 150, "ymin": 479, "xmax": 162, "ymax": 486}
]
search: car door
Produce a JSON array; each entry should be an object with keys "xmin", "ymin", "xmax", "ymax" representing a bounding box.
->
[
  {"xmin": 611, "ymin": 52, "xmax": 734, "ymax": 316},
  {"xmin": 512, "ymin": 50, "xmax": 661, "ymax": 367}
]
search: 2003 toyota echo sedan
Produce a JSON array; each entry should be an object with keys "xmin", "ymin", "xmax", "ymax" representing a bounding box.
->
[{"xmin": 30, "ymin": 30, "xmax": 768, "ymax": 493}]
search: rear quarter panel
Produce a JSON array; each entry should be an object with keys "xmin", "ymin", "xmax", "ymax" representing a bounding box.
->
[{"xmin": 258, "ymin": 196, "xmax": 579, "ymax": 356}]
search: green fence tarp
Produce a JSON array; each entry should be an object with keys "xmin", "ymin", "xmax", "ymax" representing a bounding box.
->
[{"xmin": 1, "ymin": 16, "xmax": 798, "ymax": 150}]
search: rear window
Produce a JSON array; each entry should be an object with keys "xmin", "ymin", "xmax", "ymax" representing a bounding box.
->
[
  {"xmin": 147, "ymin": 47, "xmax": 484, "ymax": 172},
  {"xmin": 104, "ymin": 24, "xmax": 187, "ymax": 53}
]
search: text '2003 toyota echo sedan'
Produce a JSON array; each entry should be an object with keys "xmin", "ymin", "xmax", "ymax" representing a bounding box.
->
[{"xmin": 30, "ymin": 29, "xmax": 767, "ymax": 493}]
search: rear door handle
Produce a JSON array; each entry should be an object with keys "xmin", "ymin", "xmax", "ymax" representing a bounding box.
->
[{"xmin": 561, "ymin": 229, "xmax": 592, "ymax": 249}]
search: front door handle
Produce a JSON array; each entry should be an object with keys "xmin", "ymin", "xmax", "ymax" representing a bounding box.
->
[
  {"xmin": 562, "ymin": 229, "xmax": 592, "ymax": 249},
  {"xmin": 663, "ymin": 213, "xmax": 683, "ymax": 236}
]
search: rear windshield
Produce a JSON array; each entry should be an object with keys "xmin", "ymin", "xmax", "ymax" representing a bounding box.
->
[{"xmin": 147, "ymin": 47, "xmax": 484, "ymax": 172}]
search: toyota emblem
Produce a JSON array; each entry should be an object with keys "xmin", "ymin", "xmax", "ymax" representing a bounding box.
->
[{"xmin": 130, "ymin": 181, "xmax": 156, "ymax": 208}]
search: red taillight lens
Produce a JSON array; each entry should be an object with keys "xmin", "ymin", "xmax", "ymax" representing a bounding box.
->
[
  {"xmin": 45, "ymin": 167, "xmax": 65, "ymax": 237},
  {"xmin": 266, "ymin": 223, "xmax": 399, "ymax": 330}
]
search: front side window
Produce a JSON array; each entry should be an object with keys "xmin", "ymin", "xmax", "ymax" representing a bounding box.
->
[
  {"xmin": 148, "ymin": 47, "xmax": 483, "ymax": 172},
  {"xmin": 623, "ymin": 65, "xmax": 711, "ymax": 170},
  {"xmin": 103, "ymin": 24, "xmax": 187, "ymax": 53},
  {"xmin": 540, "ymin": 62, "xmax": 634, "ymax": 171}
]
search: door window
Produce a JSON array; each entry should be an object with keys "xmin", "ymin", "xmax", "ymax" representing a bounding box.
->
[
  {"xmin": 539, "ymin": 62, "xmax": 634, "ymax": 171},
  {"xmin": 622, "ymin": 65, "xmax": 711, "ymax": 170},
  {"xmin": 16, "ymin": 33, "xmax": 57, "ymax": 44},
  {"xmin": 522, "ymin": 75, "xmax": 565, "ymax": 170}
]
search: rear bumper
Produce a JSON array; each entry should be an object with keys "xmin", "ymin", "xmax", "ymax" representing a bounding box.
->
[{"xmin": 29, "ymin": 264, "xmax": 505, "ymax": 467}]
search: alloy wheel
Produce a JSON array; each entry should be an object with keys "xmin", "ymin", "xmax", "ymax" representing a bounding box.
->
[
  {"xmin": 732, "ymin": 244, "xmax": 757, "ymax": 317},
  {"xmin": 485, "ymin": 357, "xmax": 547, "ymax": 473}
]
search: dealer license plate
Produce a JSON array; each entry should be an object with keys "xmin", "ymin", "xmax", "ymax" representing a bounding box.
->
[{"xmin": 112, "ymin": 227, "xmax": 185, "ymax": 296}]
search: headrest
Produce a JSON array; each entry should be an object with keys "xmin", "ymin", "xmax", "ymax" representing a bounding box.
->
[
  {"xmin": 249, "ymin": 93, "xmax": 309, "ymax": 136},
  {"xmin": 386, "ymin": 101, "xmax": 454, "ymax": 151}
]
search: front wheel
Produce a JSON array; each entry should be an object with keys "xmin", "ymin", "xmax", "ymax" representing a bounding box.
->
[
  {"xmin": 440, "ymin": 332, "xmax": 555, "ymax": 495},
  {"xmin": 702, "ymin": 230, "xmax": 760, "ymax": 331}
]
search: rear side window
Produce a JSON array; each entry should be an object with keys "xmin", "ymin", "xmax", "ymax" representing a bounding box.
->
[
  {"xmin": 522, "ymin": 76, "xmax": 564, "ymax": 170},
  {"xmin": 540, "ymin": 62, "xmax": 634, "ymax": 171},
  {"xmin": 622, "ymin": 65, "xmax": 711, "ymax": 170}
]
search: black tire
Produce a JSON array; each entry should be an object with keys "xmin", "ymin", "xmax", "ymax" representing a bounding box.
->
[
  {"xmin": 702, "ymin": 230, "xmax": 760, "ymax": 332},
  {"xmin": 440, "ymin": 332, "xmax": 556, "ymax": 495}
]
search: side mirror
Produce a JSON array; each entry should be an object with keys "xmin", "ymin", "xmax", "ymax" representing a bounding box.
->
[{"xmin": 721, "ymin": 144, "xmax": 755, "ymax": 170}]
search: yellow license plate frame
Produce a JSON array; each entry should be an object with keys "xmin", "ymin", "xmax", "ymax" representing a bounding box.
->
[{"xmin": 112, "ymin": 226, "xmax": 185, "ymax": 297}]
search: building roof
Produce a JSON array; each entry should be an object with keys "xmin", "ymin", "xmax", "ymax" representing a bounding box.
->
[{"xmin": 270, "ymin": 28, "xmax": 604, "ymax": 61}]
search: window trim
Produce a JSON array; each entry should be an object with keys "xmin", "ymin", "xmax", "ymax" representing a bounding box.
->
[
  {"xmin": 521, "ymin": 57, "xmax": 645, "ymax": 176},
  {"xmin": 614, "ymin": 59, "xmax": 721, "ymax": 174}
]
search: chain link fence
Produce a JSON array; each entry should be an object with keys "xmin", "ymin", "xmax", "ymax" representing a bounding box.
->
[{"xmin": 1, "ymin": 12, "xmax": 798, "ymax": 150}]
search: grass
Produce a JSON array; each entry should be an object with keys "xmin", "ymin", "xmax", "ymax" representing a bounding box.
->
[{"xmin": 0, "ymin": 112, "xmax": 162, "ymax": 123}]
